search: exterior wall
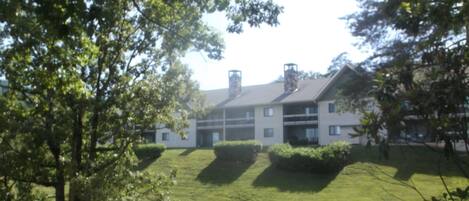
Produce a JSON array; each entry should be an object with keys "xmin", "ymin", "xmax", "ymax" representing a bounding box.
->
[
  {"xmin": 318, "ymin": 100, "xmax": 362, "ymax": 145},
  {"xmin": 156, "ymin": 99, "xmax": 366, "ymax": 148},
  {"xmin": 155, "ymin": 119, "xmax": 197, "ymax": 148},
  {"xmin": 254, "ymin": 104, "xmax": 284, "ymax": 146},
  {"xmin": 155, "ymin": 66, "xmax": 367, "ymax": 148}
]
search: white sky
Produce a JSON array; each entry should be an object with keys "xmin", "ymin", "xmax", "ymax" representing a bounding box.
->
[{"xmin": 182, "ymin": 0, "xmax": 369, "ymax": 90}]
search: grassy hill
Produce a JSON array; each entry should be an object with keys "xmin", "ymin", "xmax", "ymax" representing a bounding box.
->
[{"xmin": 144, "ymin": 146, "xmax": 468, "ymax": 201}]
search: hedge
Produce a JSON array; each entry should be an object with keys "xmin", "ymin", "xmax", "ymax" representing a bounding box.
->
[
  {"xmin": 213, "ymin": 140, "xmax": 262, "ymax": 163},
  {"xmin": 133, "ymin": 143, "xmax": 166, "ymax": 160},
  {"xmin": 268, "ymin": 141, "xmax": 351, "ymax": 173}
]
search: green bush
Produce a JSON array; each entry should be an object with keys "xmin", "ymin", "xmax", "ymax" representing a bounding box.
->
[
  {"xmin": 213, "ymin": 140, "xmax": 262, "ymax": 163},
  {"xmin": 134, "ymin": 143, "xmax": 166, "ymax": 160},
  {"xmin": 268, "ymin": 141, "xmax": 351, "ymax": 173}
]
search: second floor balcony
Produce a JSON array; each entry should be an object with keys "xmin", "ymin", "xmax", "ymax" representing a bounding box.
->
[
  {"xmin": 225, "ymin": 117, "xmax": 255, "ymax": 128},
  {"xmin": 283, "ymin": 113, "xmax": 318, "ymax": 125},
  {"xmin": 196, "ymin": 119, "xmax": 224, "ymax": 129},
  {"xmin": 283, "ymin": 102, "xmax": 318, "ymax": 125}
]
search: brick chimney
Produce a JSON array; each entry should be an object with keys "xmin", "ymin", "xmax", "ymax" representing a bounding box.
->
[
  {"xmin": 284, "ymin": 63, "xmax": 298, "ymax": 93},
  {"xmin": 228, "ymin": 70, "xmax": 242, "ymax": 98}
]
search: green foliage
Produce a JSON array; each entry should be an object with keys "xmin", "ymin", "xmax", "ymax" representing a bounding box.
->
[
  {"xmin": 0, "ymin": 180, "xmax": 48, "ymax": 201},
  {"xmin": 335, "ymin": 67, "xmax": 374, "ymax": 113},
  {"xmin": 273, "ymin": 70, "xmax": 325, "ymax": 82},
  {"xmin": 213, "ymin": 140, "xmax": 262, "ymax": 163},
  {"xmin": 69, "ymin": 151, "xmax": 176, "ymax": 201},
  {"xmin": 325, "ymin": 52, "xmax": 352, "ymax": 77},
  {"xmin": 344, "ymin": 0, "xmax": 469, "ymax": 157},
  {"xmin": 345, "ymin": 1, "xmax": 469, "ymax": 198},
  {"xmin": 133, "ymin": 144, "xmax": 166, "ymax": 161},
  {"xmin": 431, "ymin": 186, "xmax": 469, "ymax": 201},
  {"xmin": 268, "ymin": 141, "xmax": 352, "ymax": 173},
  {"xmin": 0, "ymin": 0, "xmax": 282, "ymax": 201},
  {"xmin": 350, "ymin": 111, "xmax": 384, "ymax": 144},
  {"xmin": 273, "ymin": 51, "xmax": 353, "ymax": 82}
]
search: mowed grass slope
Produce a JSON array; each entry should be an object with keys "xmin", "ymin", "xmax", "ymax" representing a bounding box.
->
[{"xmin": 144, "ymin": 146, "xmax": 469, "ymax": 201}]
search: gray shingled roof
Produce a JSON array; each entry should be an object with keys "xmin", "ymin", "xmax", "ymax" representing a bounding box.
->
[{"xmin": 202, "ymin": 78, "xmax": 331, "ymax": 108}]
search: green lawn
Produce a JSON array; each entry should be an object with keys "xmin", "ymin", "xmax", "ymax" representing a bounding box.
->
[{"xmin": 143, "ymin": 146, "xmax": 469, "ymax": 201}]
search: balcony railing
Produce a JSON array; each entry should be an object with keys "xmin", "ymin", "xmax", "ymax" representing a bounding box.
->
[
  {"xmin": 225, "ymin": 117, "xmax": 254, "ymax": 128},
  {"xmin": 196, "ymin": 117, "xmax": 255, "ymax": 129},
  {"xmin": 283, "ymin": 113, "xmax": 318, "ymax": 125},
  {"xmin": 196, "ymin": 119, "xmax": 223, "ymax": 129},
  {"xmin": 283, "ymin": 113, "xmax": 317, "ymax": 118}
]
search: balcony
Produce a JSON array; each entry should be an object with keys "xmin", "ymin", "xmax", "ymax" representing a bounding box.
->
[
  {"xmin": 283, "ymin": 113, "xmax": 318, "ymax": 126},
  {"xmin": 225, "ymin": 117, "xmax": 255, "ymax": 128},
  {"xmin": 196, "ymin": 119, "xmax": 224, "ymax": 130}
]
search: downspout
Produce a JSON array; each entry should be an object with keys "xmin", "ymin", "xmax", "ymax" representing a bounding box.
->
[{"xmin": 223, "ymin": 108, "xmax": 226, "ymax": 141}]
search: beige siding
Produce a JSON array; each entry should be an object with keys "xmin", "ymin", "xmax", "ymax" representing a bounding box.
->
[
  {"xmin": 318, "ymin": 100, "xmax": 361, "ymax": 145},
  {"xmin": 155, "ymin": 119, "xmax": 197, "ymax": 147},
  {"xmin": 254, "ymin": 105, "xmax": 284, "ymax": 146}
]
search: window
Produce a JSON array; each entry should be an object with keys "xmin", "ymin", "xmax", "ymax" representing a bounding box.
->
[
  {"xmin": 162, "ymin": 132, "xmax": 169, "ymax": 141},
  {"xmin": 212, "ymin": 132, "xmax": 220, "ymax": 143},
  {"xmin": 264, "ymin": 128, "xmax": 274, "ymax": 137},
  {"xmin": 329, "ymin": 126, "xmax": 341, "ymax": 136},
  {"xmin": 306, "ymin": 128, "xmax": 319, "ymax": 144},
  {"xmin": 305, "ymin": 106, "xmax": 317, "ymax": 114},
  {"xmin": 246, "ymin": 111, "xmax": 252, "ymax": 119},
  {"xmin": 263, "ymin": 107, "xmax": 274, "ymax": 117},
  {"xmin": 328, "ymin": 103, "xmax": 336, "ymax": 113}
]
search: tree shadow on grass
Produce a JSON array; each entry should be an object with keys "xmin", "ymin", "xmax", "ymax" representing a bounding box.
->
[
  {"xmin": 135, "ymin": 155, "xmax": 162, "ymax": 171},
  {"xmin": 196, "ymin": 159, "xmax": 253, "ymax": 185},
  {"xmin": 252, "ymin": 165, "xmax": 338, "ymax": 192},
  {"xmin": 350, "ymin": 145, "xmax": 469, "ymax": 181},
  {"xmin": 179, "ymin": 148, "xmax": 197, "ymax": 156}
]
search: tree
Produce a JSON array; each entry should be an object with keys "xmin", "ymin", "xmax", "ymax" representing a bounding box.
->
[
  {"xmin": 273, "ymin": 52, "xmax": 352, "ymax": 83},
  {"xmin": 335, "ymin": 66, "xmax": 373, "ymax": 112},
  {"xmin": 345, "ymin": 0, "xmax": 468, "ymax": 199},
  {"xmin": 273, "ymin": 70, "xmax": 324, "ymax": 82},
  {"xmin": 325, "ymin": 52, "xmax": 352, "ymax": 77},
  {"xmin": 345, "ymin": 0, "xmax": 469, "ymax": 148},
  {"xmin": 0, "ymin": 1, "xmax": 282, "ymax": 201}
]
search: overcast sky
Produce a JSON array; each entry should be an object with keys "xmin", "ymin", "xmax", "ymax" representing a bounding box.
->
[{"xmin": 182, "ymin": 0, "xmax": 369, "ymax": 90}]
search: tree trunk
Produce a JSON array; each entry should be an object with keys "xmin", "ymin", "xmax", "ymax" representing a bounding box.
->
[
  {"xmin": 69, "ymin": 106, "xmax": 84, "ymax": 201},
  {"xmin": 55, "ymin": 175, "xmax": 65, "ymax": 201},
  {"xmin": 55, "ymin": 155, "xmax": 65, "ymax": 201},
  {"xmin": 44, "ymin": 89, "xmax": 65, "ymax": 201}
]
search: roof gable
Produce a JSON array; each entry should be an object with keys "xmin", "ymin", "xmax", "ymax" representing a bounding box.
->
[{"xmin": 315, "ymin": 64, "xmax": 360, "ymax": 101}]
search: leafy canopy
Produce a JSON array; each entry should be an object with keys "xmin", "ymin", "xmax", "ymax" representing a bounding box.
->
[
  {"xmin": 344, "ymin": 0, "xmax": 469, "ymax": 143},
  {"xmin": 343, "ymin": 1, "xmax": 469, "ymax": 198},
  {"xmin": 0, "ymin": 1, "xmax": 282, "ymax": 201}
]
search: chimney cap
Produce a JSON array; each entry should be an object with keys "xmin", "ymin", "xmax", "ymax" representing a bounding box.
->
[
  {"xmin": 228, "ymin": 70, "xmax": 242, "ymax": 78},
  {"xmin": 284, "ymin": 63, "xmax": 298, "ymax": 71},
  {"xmin": 228, "ymin": 69, "xmax": 242, "ymax": 75}
]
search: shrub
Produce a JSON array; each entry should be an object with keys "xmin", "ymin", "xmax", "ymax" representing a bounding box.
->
[
  {"xmin": 134, "ymin": 143, "xmax": 166, "ymax": 160},
  {"xmin": 268, "ymin": 141, "xmax": 351, "ymax": 173},
  {"xmin": 213, "ymin": 140, "xmax": 262, "ymax": 163}
]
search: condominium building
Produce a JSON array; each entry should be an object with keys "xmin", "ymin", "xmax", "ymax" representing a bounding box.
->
[{"xmin": 152, "ymin": 63, "xmax": 365, "ymax": 147}]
